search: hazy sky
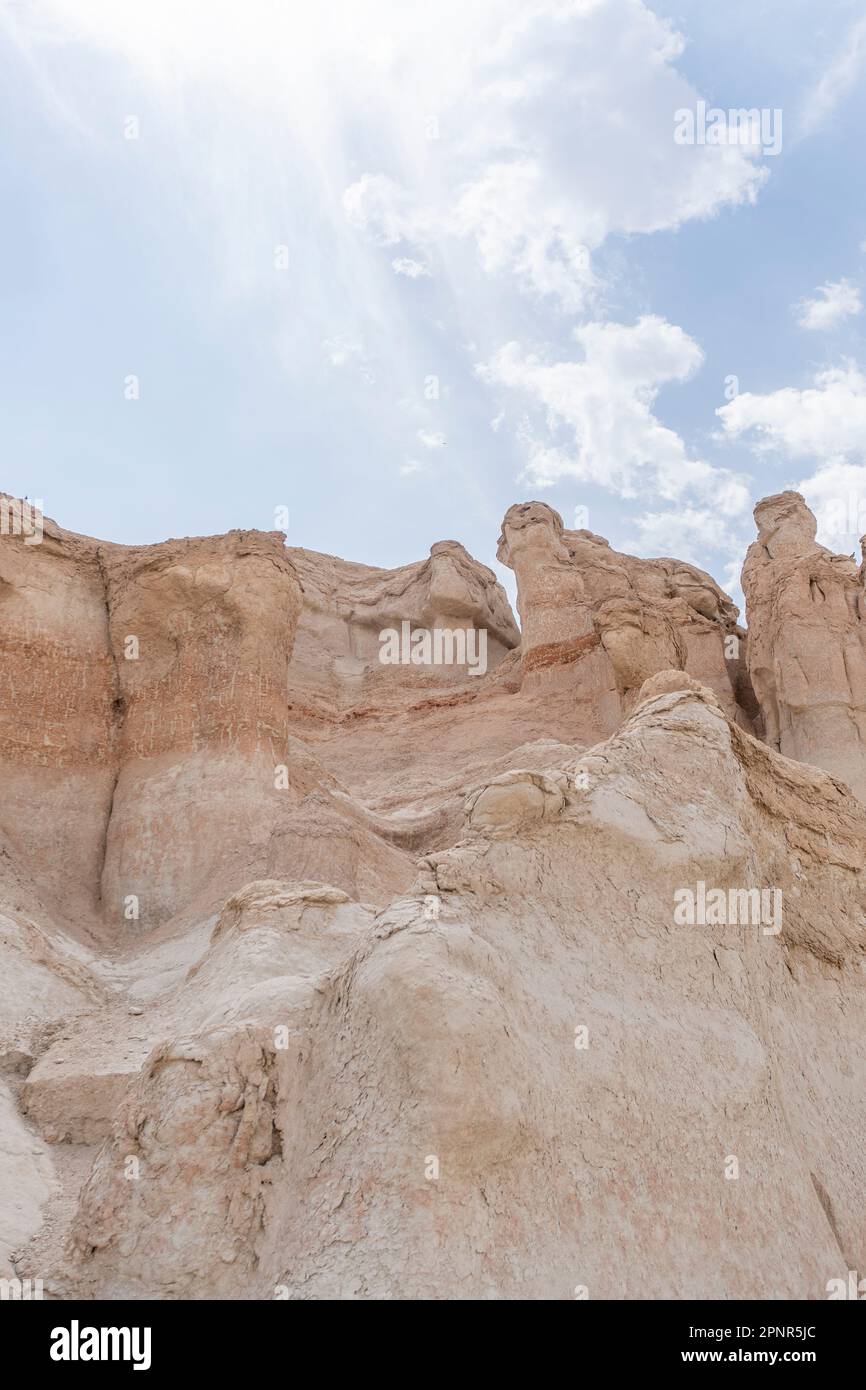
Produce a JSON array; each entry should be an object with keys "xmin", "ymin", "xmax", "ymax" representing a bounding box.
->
[{"xmin": 2, "ymin": 0, "xmax": 866, "ymax": 611}]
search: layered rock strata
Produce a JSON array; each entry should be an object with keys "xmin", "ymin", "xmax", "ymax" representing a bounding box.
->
[
  {"xmin": 2, "ymin": 491, "xmax": 865, "ymax": 1300},
  {"xmin": 496, "ymin": 501, "xmax": 756, "ymax": 732}
]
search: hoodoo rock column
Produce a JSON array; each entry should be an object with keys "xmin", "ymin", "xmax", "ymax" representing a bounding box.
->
[{"xmin": 99, "ymin": 531, "xmax": 302, "ymax": 930}]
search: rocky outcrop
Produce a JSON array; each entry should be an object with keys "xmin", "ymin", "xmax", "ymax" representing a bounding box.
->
[
  {"xmin": 4, "ymin": 491, "xmax": 866, "ymax": 1301},
  {"xmin": 496, "ymin": 501, "xmax": 754, "ymax": 731},
  {"xmin": 98, "ymin": 530, "xmax": 302, "ymax": 930},
  {"xmin": 0, "ymin": 504, "xmax": 118, "ymax": 930},
  {"xmin": 742, "ymin": 491, "xmax": 866, "ymax": 802},
  {"xmin": 0, "ymin": 509, "xmax": 418, "ymax": 938},
  {"xmin": 285, "ymin": 540, "xmax": 519, "ymax": 719},
  {"xmin": 40, "ymin": 673, "xmax": 866, "ymax": 1299}
]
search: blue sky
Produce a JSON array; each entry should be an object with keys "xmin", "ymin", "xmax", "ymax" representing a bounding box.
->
[{"xmin": 2, "ymin": 0, "xmax": 866, "ymax": 612}]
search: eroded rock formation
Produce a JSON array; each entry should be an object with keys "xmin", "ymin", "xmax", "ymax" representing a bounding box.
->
[
  {"xmin": 2, "ymin": 492, "xmax": 865, "ymax": 1300},
  {"xmin": 0, "ymin": 510, "xmax": 117, "ymax": 929},
  {"xmin": 497, "ymin": 501, "xmax": 755, "ymax": 731},
  {"xmin": 286, "ymin": 540, "xmax": 519, "ymax": 717},
  {"xmin": 99, "ymin": 531, "xmax": 303, "ymax": 929},
  {"xmin": 742, "ymin": 490, "xmax": 866, "ymax": 801}
]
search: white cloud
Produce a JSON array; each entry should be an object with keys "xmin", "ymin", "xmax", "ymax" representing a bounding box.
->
[
  {"xmin": 620, "ymin": 506, "xmax": 743, "ymax": 566},
  {"xmin": 478, "ymin": 316, "xmax": 751, "ymax": 513},
  {"xmin": 717, "ymin": 363, "xmax": 866, "ymax": 565},
  {"xmin": 618, "ymin": 506, "xmax": 749, "ymax": 614},
  {"xmin": 323, "ymin": 334, "xmax": 365, "ymax": 367},
  {"xmin": 417, "ymin": 429, "xmax": 446, "ymax": 449},
  {"xmin": 343, "ymin": 175, "xmax": 431, "ymax": 247},
  {"xmin": 452, "ymin": 160, "xmax": 597, "ymax": 312},
  {"xmin": 795, "ymin": 279, "xmax": 862, "ymax": 331},
  {"xmin": 513, "ymin": 425, "xmax": 577, "ymax": 489},
  {"xmin": 7, "ymin": 0, "xmax": 775, "ymax": 481},
  {"xmin": 399, "ymin": 459, "xmax": 424, "ymax": 475},
  {"xmin": 321, "ymin": 334, "xmax": 378, "ymax": 385},
  {"xmin": 391, "ymin": 257, "xmax": 431, "ymax": 279},
  {"xmin": 717, "ymin": 364, "xmax": 866, "ymax": 461},
  {"xmin": 800, "ymin": 17, "xmax": 866, "ymax": 137},
  {"xmin": 338, "ymin": 0, "xmax": 767, "ymax": 311},
  {"xmin": 322, "ymin": 334, "xmax": 377, "ymax": 384},
  {"xmin": 5, "ymin": 0, "xmax": 775, "ymax": 568},
  {"xmin": 619, "ymin": 505, "xmax": 750, "ymax": 610}
]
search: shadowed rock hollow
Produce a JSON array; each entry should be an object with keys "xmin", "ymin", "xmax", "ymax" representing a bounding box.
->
[{"xmin": 1, "ymin": 492, "xmax": 864, "ymax": 1300}]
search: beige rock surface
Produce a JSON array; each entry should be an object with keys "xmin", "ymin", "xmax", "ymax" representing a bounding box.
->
[
  {"xmin": 497, "ymin": 501, "xmax": 756, "ymax": 730},
  {"xmin": 286, "ymin": 540, "xmax": 519, "ymax": 716},
  {"xmin": 0, "ymin": 504, "xmax": 117, "ymax": 932},
  {"xmin": 2, "ymin": 493, "xmax": 865, "ymax": 1300},
  {"xmin": 99, "ymin": 529, "xmax": 304, "ymax": 930},
  {"xmin": 742, "ymin": 490, "xmax": 866, "ymax": 801}
]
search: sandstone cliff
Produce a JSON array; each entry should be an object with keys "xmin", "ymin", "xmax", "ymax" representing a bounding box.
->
[
  {"xmin": 2, "ymin": 493, "xmax": 865, "ymax": 1300},
  {"xmin": 742, "ymin": 490, "xmax": 866, "ymax": 802},
  {"xmin": 497, "ymin": 501, "xmax": 757, "ymax": 730}
]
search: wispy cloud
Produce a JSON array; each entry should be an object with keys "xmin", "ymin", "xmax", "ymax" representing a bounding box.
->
[
  {"xmin": 717, "ymin": 363, "xmax": 866, "ymax": 461},
  {"xmin": 391, "ymin": 258, "xmax": 431, "ymax": 279},
  {"xmin": 799, "ymin": 16, "xmax": 866, "ymax": 137},
  {"xmin": 417, "ymin": 429, "xmax": 446, "ymax": 450},
  {"xmin": 478, "ymin": 316, "xmax": 750, "ymax": 515},
  {"xmin": 795, "ymin": 279, "xmax": 862, "ymax": 331}
]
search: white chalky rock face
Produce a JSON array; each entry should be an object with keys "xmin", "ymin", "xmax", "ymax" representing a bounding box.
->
[
  {"xmin": 1, "ymin": 495, "xmax": 866, "ymax": 1300},
  {"xmin": 465, "ymin": 770, "xmax": 568, "ymax": 830}
]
